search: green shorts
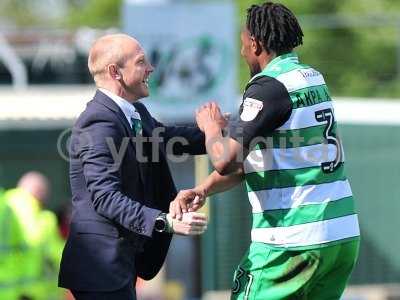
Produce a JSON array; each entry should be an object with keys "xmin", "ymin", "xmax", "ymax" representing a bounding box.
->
[{"xmin": 231, "ymin": 239, "xmax": 359, "ymax": 300}]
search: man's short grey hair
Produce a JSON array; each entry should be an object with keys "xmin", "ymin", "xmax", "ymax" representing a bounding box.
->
[{"xmin": 87, "ymin": 34, "xmax": 133, "ymax": 83}]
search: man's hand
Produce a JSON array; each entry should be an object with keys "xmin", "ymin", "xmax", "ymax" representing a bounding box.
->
[
  {"xmin": 196, "ymin": 102, "xmax": 228, "ymax": 132},
  {"xmin": 166, "ymin": 212, "xmax": 207, "ymax": 236},
  {"xmin": 169, "ymin": 189, "xmax": 206, "ymax": 220}
]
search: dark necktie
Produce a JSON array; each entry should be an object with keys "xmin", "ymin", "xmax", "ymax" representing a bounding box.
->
[{"xmin": 130, "ymin": 117, "xmax": 142, "ymax": 136}]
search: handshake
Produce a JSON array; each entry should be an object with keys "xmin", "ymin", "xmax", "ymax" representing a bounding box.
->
[
  {"xmin": 159, "ymin": 101, "xmax": 229, "ymax": 236},
  {"xmin": 163, "ymin": 188, "xmax": 208, "ymax": 236}
]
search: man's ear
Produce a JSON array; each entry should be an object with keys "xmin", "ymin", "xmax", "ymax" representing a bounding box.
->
[
  {"xmin": 108, "ymin": 64, "xmax": 122, "ymax": 80},
  {"xmin": 251, "ymin": 37, "xmax": 263, "ymax": 56}
]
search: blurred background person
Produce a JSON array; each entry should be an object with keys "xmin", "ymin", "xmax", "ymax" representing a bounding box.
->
[
  {"xmin": 0, "ymin": 186, "xmax": 27, "ymax": 299},
  {"xmin": 3, "ymin": 172, "xmax": 64, "ymax": 300}
]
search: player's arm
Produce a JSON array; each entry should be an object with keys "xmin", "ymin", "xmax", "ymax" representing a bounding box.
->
[
  {"xmin": 197, "ymin": 76, "xmax": 293, "ymax": 176},
  {"xmin": 169, "ymin": 169, "xmax": 244, "ymax": 219},
  {"xmin": 197, "ymin": 168, "xmax": 244, "ymax": 197},
  {"xmin": 170, "ymin": 77, "xmax": 293, "ymax": 218}
]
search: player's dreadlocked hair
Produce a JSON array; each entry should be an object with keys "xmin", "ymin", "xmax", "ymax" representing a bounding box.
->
[{"xmin": 246, "ymin": 2, "xmax": 304, "ymax": 55}]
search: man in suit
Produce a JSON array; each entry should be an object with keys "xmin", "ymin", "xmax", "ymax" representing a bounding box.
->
[{"xmin": 58, "ymin": 34, "xmax": 208, "ymax": 300}]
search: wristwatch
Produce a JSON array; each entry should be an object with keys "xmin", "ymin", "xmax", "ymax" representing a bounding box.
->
[{"xmin": 154, "ymin": 213, "xmax": 169, "ymax": 233}]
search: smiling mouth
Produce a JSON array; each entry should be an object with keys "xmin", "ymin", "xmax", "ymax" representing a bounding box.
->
[{"xmin": 143, "ymin": 77, "xmax": 149, "ymax": 87}]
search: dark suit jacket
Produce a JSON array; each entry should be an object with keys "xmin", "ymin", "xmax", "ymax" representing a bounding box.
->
[{"xmin": 58, "ymin": 90, "xmax": 205, "ymax": 292}]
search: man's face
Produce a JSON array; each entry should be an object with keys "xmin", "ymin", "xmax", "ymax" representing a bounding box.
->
[
  {"xmin": 119, "ymin": 43, "xmax": 154, "ymax": 101},
  {"xmin": 240, "ymin": 29, "xmax": 262, "ymax": 77}
]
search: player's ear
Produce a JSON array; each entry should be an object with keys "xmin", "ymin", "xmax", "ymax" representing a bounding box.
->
[{"xmin": 251, "ymin": 37, "xmax": 263, "ymax": 56}]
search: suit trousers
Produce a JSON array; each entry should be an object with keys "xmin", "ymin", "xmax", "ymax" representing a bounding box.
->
[{"xmin": 71, "ymin": 282, "xmax": 136, "ymax": 300}]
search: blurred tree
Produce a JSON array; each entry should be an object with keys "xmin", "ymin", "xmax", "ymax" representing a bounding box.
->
[
  {"xmin": 65, "ymin": 0, "xmax": 122, "ymax": 28},
  {"xmin": 237, "ymin": 0, "xmax": 400, "ymax": 98},
  {"xmin": 0, "ymin": 0, "xmax": 41, "ymax": 26},
  {"xmin": 0, "ymin": 0, "xmax": 69, "ymax": 26}
]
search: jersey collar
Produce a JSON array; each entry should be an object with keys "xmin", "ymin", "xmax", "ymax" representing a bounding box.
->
[
  {"xmin": 249, "ymin": 52, "xmax": 299, "ymax": 83},
  {"xmin": 266, "ymin": 52, "xmax": 299, "ymax": 72}
]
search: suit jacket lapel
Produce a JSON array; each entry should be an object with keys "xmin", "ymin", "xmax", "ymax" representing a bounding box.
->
[
  {"xmin": 93, "ymin": 90, "xmax": 146, "ymax": 184},
  {"xmin": 94, "ymin": 90, "xmax": 133, "ymax": 138},
  {"xmin": 132, "ymin": 102, "xmax": 174, "ymax": 209}
]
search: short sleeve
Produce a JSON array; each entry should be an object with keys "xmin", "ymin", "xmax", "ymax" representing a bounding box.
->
[{"xmin": 229, "ymin": 76, "xmax": 292, "ymax": 150}]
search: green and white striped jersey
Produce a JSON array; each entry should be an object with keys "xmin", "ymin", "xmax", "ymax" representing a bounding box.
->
[{"xmin": 242, "ymin": 52, "xmax": 360, "ymax": 250}]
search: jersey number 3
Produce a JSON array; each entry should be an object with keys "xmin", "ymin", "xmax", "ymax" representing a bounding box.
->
[{"xmin": 315, "ymin": 108, "xmax": 343, "ymax": 173}]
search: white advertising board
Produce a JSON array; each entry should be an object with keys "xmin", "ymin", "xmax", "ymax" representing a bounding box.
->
[{"xmin": 123, "ymin": 0, "xmax": 237, "ymax": 123}]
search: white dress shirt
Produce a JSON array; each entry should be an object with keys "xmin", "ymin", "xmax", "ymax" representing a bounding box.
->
[{"xmin": 99, "ymin": 88, "xmax": 141, "ymax": 128}]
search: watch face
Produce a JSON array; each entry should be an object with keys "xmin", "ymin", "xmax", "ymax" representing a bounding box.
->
[{"xmin": 155, "ymin": 218, "xmax": 166, "ymax": 232}]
